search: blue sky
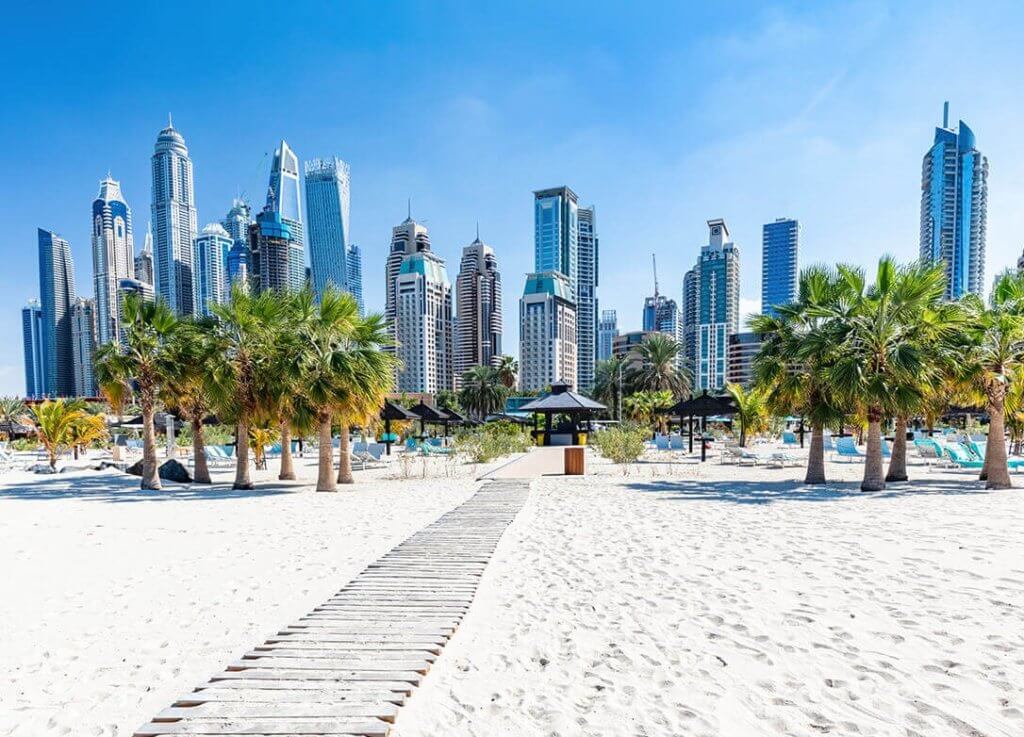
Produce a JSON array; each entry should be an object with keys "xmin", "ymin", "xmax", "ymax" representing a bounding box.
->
[{"xmin": 2, "ymin": 1, "xmax": 1023, "ymax": 395}]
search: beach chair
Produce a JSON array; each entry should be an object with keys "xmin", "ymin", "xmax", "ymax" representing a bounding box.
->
[
  {"xmin": 405, "ymin": 437, "xmax": 419, "ymax": 452},
  {"xmin": 669, "ymin": 435, "xmax": 685, "ymax": 451},
  {"xmin": 765, "ymin": 451, "xmax": 801, "ymax": 468},
  {"xmin": 782, "ymin": 430, "xmax": 799, "ymax": 447},
  {"xmin": 654, "ymin": 436, "xmax": 670, "ymax": 451},
  {"xmin": 822, "ymin": 432, "xmax": 835, "ymax": 452},
  {"xmin": 420, "ymin": 442, "xmax": 453, "ymax": 456},
  {"xmin": 264, "ymin": 443, "xmax": 282, "ymax": 459},
  {"xmin": 834, "ymin": 436, "xmax": 865, "ymax": 462},
  {"xmin": 914, "ymin": 438, "xmax": 941, "ymax": 463},
  {"xmin": 881, "ymin": 439, "xmax": 891, "ymax": 458},
  {"xmin": 203, "ymin": 446, "xmax": 234, "ymax": 468},
  {"xmin": 723, "ymin": 446, "xmax": 762, "ymax": 466},
  {"xmin": 942, "ymin": 444, "xmax": 984, "ymax": 469},
  {"xmin": 366, "ymin": 443, "xmax": 386, "ymax": 461}
]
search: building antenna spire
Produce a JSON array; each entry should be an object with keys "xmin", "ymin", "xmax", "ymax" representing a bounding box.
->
[
  {"xmin": 407, "ymin": 198, "xmax": 411, "ymax": 220},
  {"xmin": 652, "ymin": 253, "xmax": 659, "ymax": 304},
  {"xmin": 168, "ymin": 112, "xmax": 173, "ymax": 128},
  {"xmin": 943, "ymin": 101, "xmax": 949, "ymax": 129},
  {"xmin": 476, "ymin": 221, "xmax": 480, "ymax": 241}
]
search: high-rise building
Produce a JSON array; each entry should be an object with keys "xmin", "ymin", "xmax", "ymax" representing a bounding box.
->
[
  {"xmin": 91, "ymin": 176, "xmax": 135, "ymax": 345},
  {"xmin": 519, "ymin": 271, "xmax": 577, "ymax": 392},
  {"xmin": 533, "ymin": 187, "xmax": 578, "ymax": 288},
  {"xmin": 227, "ymin": 240, "xmax": 250, "ymax": 289},
  {"xmin": 222, "ymin": 198, "xmax": 252, "ymax": 249},
  {"xmin": 249, "ymin": 204, "xmax": 297, "ymax": 294},
  {"xmin": 681, "ymin": 268, "xmax": 698, "ymax": 373},
  {"xmin": 151, "ymin": 118, "xmax": 197, "ymax": 314},
  {"xmin": 22, "ymin": 300, "xmax": 45, "ymax": 399},
  {"xmin": 727, "ymin": 332, "xmax": 761, "ymax": 387},
  {"xmin": 194, "ymin": 223, "xmax": 231, "ymax": 316},
  {"xmin": 642, "ymin": 295, "xmax": 684, "ymax": 370},
  {"xmin": 454, "ymin": 234, "xmax": 502, "ymax": 386},
  {"xmin": 71, "ymin": 297, "xmax": 97, "ymax": 396},
  {"xmin": 693, "ymin": 218, "xmax": 740, "ymax": 391},
  {"xmin": 305, "ymin": 157, "xmax": 355, "ymax": 301},
  {"xmin": 597, "ymin": 309, "xmax": 617, "ymax": 361},
  {"xmin": 135, "ymin": 222, "xmax": 154, "ymax": 287},
  {"xmin": 394, "ymin": 251, "xmax": 454, "ymax": 393},
  {"xmin": 761, "ymin": 218, "xmax": 799, "ymax": 315},
  {"xmin": 385, "ymin": 213, "xmax": 431, "ymax": 333},
  {"xmin": 919, "ymin": 102, "xmax": 988, "ymax": 299},
  {"xmin": 576, "ymin": 205, "xmax": 598, "ymax": 391},
  {"xmin": 346, "ymin": 244, "xmax": 363, "ymax": 314},
  {"xmin": 38, "ymin": 229, "xmax": 77, "ymax": 397},
  {"xmin": 267, "ymin": 140, "xmax": 305, "ymax": 290}
]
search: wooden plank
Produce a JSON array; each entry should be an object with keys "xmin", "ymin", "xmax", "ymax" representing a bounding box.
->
[
  {"xmin": 212, "ymin": 668, "xmax": 423, "ymax": 683},
  {"xmin": 233, "ymin": 657, "xmax": 431, "ymax": 672},
  {"xmin": 156, "ymin": 703, "xmax": 399, "ymax": 720},
  {"xmin": 248, "ymin": 648, "xmax": 438, "ymax": 661},
  {"xmin": 135, "ymin": 719, "xmax": 389, "ymax": 736},
  {"xmin": 182, "ymin": 689, "xmax": 404, "ymax": 704}
]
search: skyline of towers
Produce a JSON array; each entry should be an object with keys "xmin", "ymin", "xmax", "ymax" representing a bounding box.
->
[
  {"xmin": 919, "ymin": 102, "xmax": 989, "ymax": 299},
  {"xmin": 761, "ymin": 218, "xmax": 799, "ymax": 315},
  {"xmin": 194, "ymin": 223, "xmax": 231, "ymax": 316},
  {"xmin": 305, "ymin": 157, "xmax": 358, "ymax": 305},
  {"xmin": 151, "ymin": 119, "xmax": 197, "ymax": 315},
  {"xmin": 91, "ymin": 176, "xmax": 135, "ymax": 345},
  {"xmin": 37, "ymin": 228, "xmax": 77, "ymax": 397},
  {"xmin": 454, "ymin": 234, "xmax": 503, "ymax": 386},
  {"xmin": 519, "ymin": 271, "xmax": 576, "ymax": 392},
  {"xmin": 691, "ymin": 218, "xmax": 740, "ymax": 391},
  {"xmin": 267, "ymin": 140, "xmax": 306, "ymax": 291}
]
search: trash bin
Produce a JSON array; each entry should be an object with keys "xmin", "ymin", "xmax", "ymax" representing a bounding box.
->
[{"xmin": 564, "ymin": 447, "xmax": 585, "ymax": 475}]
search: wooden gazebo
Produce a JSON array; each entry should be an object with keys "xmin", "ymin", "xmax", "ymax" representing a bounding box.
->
[
  {"xmin": 407, "ymin": 402, "xmax": 455, "ymax": 442},
  {"xmin": 518, "ymin": 381, "xmax": 606, "ymax": 446},
  {"xmin": 662, "ymin": 391, "xmax": 738, "ymax": 461}
]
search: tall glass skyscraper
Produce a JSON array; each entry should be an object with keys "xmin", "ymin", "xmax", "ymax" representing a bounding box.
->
[
  {"xmin": 533, "ymin": 187, "xmax": 579, "ymax": 292},
  {"xmin": 267, "ymin": 140, "xmax": 306, "ymax": 291},
  {"xmin": 597, "ymin": 309, "xmax": 617, "ymax": 361},
  {"xmin": 693, "ymin": 219, "xmax": 740, "ymax": 391},
  {"xmin": 761, "ymin": 218, "xmax": 799, "ymax": 315},
  {"xmin": 22, "ymin": 300, "xmax": 45, "ymax": 399},
  {"xmin": 91, "ymin": 176, "xmax": 135, "ymax": 345},
  {"xmin": 194, "ymin": 223, "xmax": 231, "ymax": 316},
  {"xmin": 222, "ymin": 198, "xmax": 252, "ymax": 248},
  {"xmin": 71, "ymin": 297, "xmax": 97, "ymax": 396},
  {"xmin": 151, "ymin": 119, "xmax": 197, "ymax": 314},
  {"xmin": 454, "ymin": 234, "xmax": 502, "ymax": 386},
  {"xmin": 305, "ymin": 157, "xmax": 354, "ymax": 301},
  {"xmin": 38, "ymin": 228, "xmax": 77, "ymax": 396},
  {"xmin": 576, "ymin": 206, "xmax": 598, "ymax": 391},
  {"xmin": 346, "ymin": 244, "xmax": 363, "ymax": 314},
  {"xmin": 920, "ymin": 103, "xmax": 988, "ymax": 299},
  {"xmin": 135, "ymin": 222, "xmax": 154, "ymax": 286}
]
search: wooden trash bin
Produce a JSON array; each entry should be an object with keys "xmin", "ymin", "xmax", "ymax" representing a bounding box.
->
[{"xmin": 564, "ymin": 446, "xmax": 585, "ymax": 475}]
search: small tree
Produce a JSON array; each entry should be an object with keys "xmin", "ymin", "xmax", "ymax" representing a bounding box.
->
[
  {"xmin": 591, "ymin": 424, "xmax": 648, "ymax": 474},
  {"xmin": 30, "ymin": 399, "xmax": 87, "ymax": 470},
  {"xmin": 725, "ymin": 383, "xmax": 768, "ymax": 447}
]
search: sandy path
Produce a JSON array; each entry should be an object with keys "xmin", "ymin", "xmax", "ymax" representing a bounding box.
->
[
  {"xmin": 393, "ymin": 459, "xmax": 1024, "ymax": 736},
  {"xmin": 0, "ymin": 459, "xmax": 478, "ymax": 736}
]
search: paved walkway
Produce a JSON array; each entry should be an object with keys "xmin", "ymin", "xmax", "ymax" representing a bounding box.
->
[
  {"xmin": 482, "ymin": 446, "xmax": 574, "ymax": 479},
  {"xmin": 133, "ymin": 479, "xmax": 530, "ymax": 736}
]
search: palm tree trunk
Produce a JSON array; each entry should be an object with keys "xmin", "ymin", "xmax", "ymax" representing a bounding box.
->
[
  {"xmin": 233, "ymin": 419, "xmax": 253, "ymax": 490},
  {"xmin": 317, "ymin": 413, "xmax": 336, "ymax": 492},
  {"xmin": 985, "ymin": 387, "xmax": 1012, "ymax": 490},
  {"xmin": 861, "ymin": 410, "xmax": 885, "ymax": 492},
  {"xmin": 337, "ymin": 421, "xmax": 354, "ymax": 485},
  {"xmin": 192, "ymin": 417, "xmax": 211, "ymax": 484},
  {"xmin": 141, "ymin": 399, "xmax": 161, "ymax": 490},
  {"xmin": 885, "ymin": 416, "xmax": 908, "ymax": 482},
  {"xmin": 805, "ymin": 422, "xmax": 826, "ymax": 485},
  {"xmin": 279, "ymin": 419, "xmax": 295, "ymax": 480}
]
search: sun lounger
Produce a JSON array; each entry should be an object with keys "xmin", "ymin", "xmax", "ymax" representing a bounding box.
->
[
  {"xmin": 765, "ymin": 451, "xmax": 801, "ymax": 468},
  {"xmin": 782, "ymin": 430, "xmax": 799, "ymax": 447},
  {"xmin": 669, "ymin": 435, "xmax": 685, "ymax": 450},
  {"xmin": 654, "ymin": 436, "xmax": 670, "ymax": 451},
  {"xmin": 834, "ymin": 436, "xmax": 865, "ymax": 462},
  {"xmin": 203, "ymin": 446, "xmax": 235, "ymax": 468},
  {"xmin": 727, "ymin": 446, "xmax": 763, "ymax": 466},
  {"xmin": 822, "ymin": 432, "xmax": 835, "ymax": 452}
]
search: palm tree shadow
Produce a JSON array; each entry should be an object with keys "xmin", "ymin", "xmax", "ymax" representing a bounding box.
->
[
  {"xmin": 0, "ymin": 469, "xmax": 293, "ymax": 503},
  {"xmin": 625, "ymin": 477, "xmax": 993, "ymax": 504}
]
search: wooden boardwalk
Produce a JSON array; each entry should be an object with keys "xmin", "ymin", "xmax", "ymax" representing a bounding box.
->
[{"xmin": 133, "ymin": 479, "xmax": 530, "ymax": 736}]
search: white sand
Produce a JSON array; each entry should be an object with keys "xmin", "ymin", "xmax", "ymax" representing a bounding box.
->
[
  {"xmin": 4, "ymin": 446, "xmax": 1024, "ymax": 736},
  {"xmin": 393, "ymin": 452, "xmax": 1024, "ymax": 736},
  {"xmin": 0, "ymin": 452, "xmax": 482, "ymax": 736}
]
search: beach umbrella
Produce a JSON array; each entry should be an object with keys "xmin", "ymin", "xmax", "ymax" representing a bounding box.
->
[
  {"xmin": 380, "ymin": 400, "xmax": 417, "ymax": 455},
  {"xmin": 661, "ymin": 391, "xmax": 738, "ymax": 461}
]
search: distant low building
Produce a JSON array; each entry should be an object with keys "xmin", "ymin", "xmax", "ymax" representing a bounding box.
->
[{"xmin": 727, "ymin": 331, "xmax": 761, "ymax": 387}]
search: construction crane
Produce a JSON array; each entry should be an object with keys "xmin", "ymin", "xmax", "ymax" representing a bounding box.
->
[{"xmin": 652, "ymin": 253, "xmax": 659, "ymax": 305}]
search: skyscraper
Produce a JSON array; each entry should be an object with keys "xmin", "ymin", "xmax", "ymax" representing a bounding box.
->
[
  {"xmin": 576, "ymin": 205, "xmax": 598, "ymax": 391},
  {"xmin": 91, "ymin": 176, "xmax": 135, "ymax": 345},
  {"xmin": 249, "ymin": 203, "xmax": 297, "ymax": 294},
  {"xmin": 222, "ymin": 198, "xmax": 252, "ymax": 248},
  {"xmin": 519, "ymin": 271, "xmax": 576, "ymax": 392},
  {"xmin": 386, "ymin": 213, "xmax": 431, "ymax": 333},
  {"xmin": 38, "ymin": 228, "xmax": 76, "ymax": 396},
  {"xmin": 194, "ymin": 223, "xmax": 231, "ymax": 316},
  {"xmin": 135, "ymin": 222, "xmax": 154, "ymax": 287},
  {"xmin": 227, "ymin": 240, "xmax": 250, "ymax": 288},
  {"xmin": 267, "ymin": 140, "xmax": 305, "ymax": 290},
  {"xmin": 693, "ymin": 219, "xmax": 740, "ymax": 391},
  {"xmin": 533, "ymin": 187, "xmax": 578, "ymax": 288},
  {"xmin": 151, "ymin": 118, "xmax": 197, "ymax": 314},
  {"xmin": 346, "ymin": 244, "xmax": 363, "ymax": 314},
  {"xmin": 643, "ymin": 295, "xmax": 684, "ymax": 368},
  {"xmin": 761, "ymin": 218, "xmax": 799, "ymax": 315},
  {"xmin": 22, "ymin": 300, "xmax": 45, "ymax": 399},
  {"xmin": 394, "ymin": 251, "xmax": 454, "ymax": 393},
  {"xmin": 71, "ymin": 297, "xmax": 97, "ymax": 396},
  {"xmin": 920, "ymin": 102, "xmax": 988, "ymax": 299},
  {"xmin": 597, "ymin": 309, "xmax": 617, "ymax": 361},
  {"xmin": 454, "ymin": 233, "xmax": 502, "ymax": 385},
  {"xmin": 681, "ymin": 268, "xmax": 698, "ymax": 372},
  {"xmin": 305, "ymin": 157, "xmax": 354, "ymax": 301}
]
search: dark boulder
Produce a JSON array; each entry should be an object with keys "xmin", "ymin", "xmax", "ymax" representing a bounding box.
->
[{"xmin": 125, "ymin": 458, "xmax": 193, "ymax": 483}]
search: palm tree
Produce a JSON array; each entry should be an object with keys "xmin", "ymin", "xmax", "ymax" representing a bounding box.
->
[
  {"xmin": 30, "ymin": 399, "xmax": 87, "ymax": 470},
  {"xmin": 458, "ymin": 366, "xmax": 505, "ymax": 419},
  {"xmin": 752, "ymin": 265, "xmax": 848, "ymax": 485},
  {"xmin": 623, "ymin": 390, "xmax": 672, "ymax": 433},
  {"xmin": 163, "ymin": 319, "xmax": 219, "ymax": 484},
  {"xmin": 628, "ymin": 334, "xmax": 689, "ymax": 397},
  {"xmin": 496, "ymin": 355, "xmax": 518, "ymax": 389},
  {"xmin": 827, "ymin": 258, "xmax": 947, "ymax": 492},
  {"xmin": 0, "ymin": 396, "xmax": 28, "ymax": 439},
  {"xmin": 725, "ymin": 383, "xmax": 767, "ymax": 447},
  {"xmin": 68, "ymin": 412, "xmax": 109, "ymax": 460},
  {"xmin": 210, "ymin": 285, "xmax": 285, "ymax": 490},
  {"xmin": 95, "ymin": 293, "xmax": 179, "ymax": 489},
  {"xmin": 266, "ymin": 289, "xmax": 314, "ymax": 481},
  {"xmin": 960, "ymin": 273, "xmax": 1024, "ymax": 489},
  {"xmin": 592, "ymin": 357, "xmax": 626, "ymax": 416}
]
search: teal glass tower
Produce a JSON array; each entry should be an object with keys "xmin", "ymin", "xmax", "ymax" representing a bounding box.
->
[{"xmin": 761, "ymin": 218, "xmax": 799, "ymax": 315}]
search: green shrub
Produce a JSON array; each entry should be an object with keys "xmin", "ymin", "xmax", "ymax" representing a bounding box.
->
[
  {"xmin": 453, "ymin": 422, "xmax": 532, "ymax": 463},
  {"xmin": 591, "ymin": 424, "xmax": 648, "ymax": 468},
  {"xmin": 11, "ymin": 438, "xmax": 38, "ymax": 452}
]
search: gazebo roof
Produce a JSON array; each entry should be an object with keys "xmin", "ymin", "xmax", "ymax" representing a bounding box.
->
[
  {"xmin": 518, "ymin": 381, "xmax": 606, "ymax": 413},
  {"xmin": 407, "ymin": 401, "xmax": 452, "ymax": 423},
  {"xmin": 662, "ymin": 391, "xmax": 737, "ymax": 417},
  {"xmin": 441, "ymin": 407, "xmax": 469, "ymax": 424},
  {"xmin": 380, "ymin": 400, "xmax": 418, "ymax": 422}
]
